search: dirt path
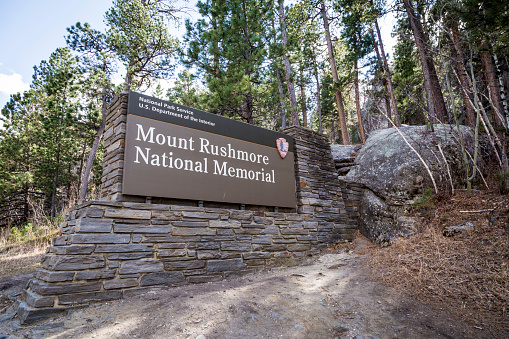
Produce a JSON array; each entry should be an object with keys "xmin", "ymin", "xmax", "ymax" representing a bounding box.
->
[{"xmin": 0, "ymin": 241, "xmax": 490, "ymax": 339}]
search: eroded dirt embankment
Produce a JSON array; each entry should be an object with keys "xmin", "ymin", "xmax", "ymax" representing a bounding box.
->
[{"xmin": 0, "ymin": 239, "xmax": 490, "ymax": 339}]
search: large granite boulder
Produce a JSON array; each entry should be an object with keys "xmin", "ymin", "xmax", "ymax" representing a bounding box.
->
[{"xmin": 346, "ymin": 124, "xmax": 481, "ymax": 246}]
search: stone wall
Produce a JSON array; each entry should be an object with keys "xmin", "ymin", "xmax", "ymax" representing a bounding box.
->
[
  {"xmin": 338, "ymin": 178, "xmax": 365, "ymax": 229},
  {"xmin": 17, "ymin": 93, "xmax": 356, "ymax": 323},
  {"xmin": 329, "ymin": 145, "xmax": 365, "ymax": 231},
  {"xmin": 19, "ymin": 201, "xmax": 339, "ymax": 319}
]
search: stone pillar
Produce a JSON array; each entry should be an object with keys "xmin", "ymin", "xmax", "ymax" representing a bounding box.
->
[
  {"xmin": 338, "ymin": 178, "xmax": 365, "ymax": 229},
  {"xmin": 284, "ymin": 126, "xmax": 352, "ymax": 244},
  {"xmin": 100, "ymin": 92, "xmax": 128, "ymax": 201}
]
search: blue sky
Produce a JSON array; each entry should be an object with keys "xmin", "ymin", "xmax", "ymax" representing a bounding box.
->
[
  {"xmin": 0, "ymin": 0, "xmax": 195, "ymax": 109},
  {"xmin": 0, "ymin": 0, "xmax": 113, "ymax": 108},
  {"xmin": 0, "ymin": 0, "xmax": 395, "ymax": 110}
]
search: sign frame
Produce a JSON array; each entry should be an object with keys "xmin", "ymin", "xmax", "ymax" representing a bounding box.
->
[{"xmin": 122, "ymin": 91, "xmax": 296, "ymax": 208}]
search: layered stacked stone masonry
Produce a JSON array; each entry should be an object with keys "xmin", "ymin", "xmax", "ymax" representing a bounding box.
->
[
  {"xmin": 101, "ymin": 93, "xmax": 128, "ymax": 202},
  {"xmin": 17, "ymin": 93, "xmax": 356, "ymax": 323},
  {"xmin": 338, "ymin": 178, "xmax": 365, "ymax": 228},
  {"xmin": 22, "ymin": 202, "xmax": 333, "ymax": 313},
  {"xmin": 330, "ymin": 145, "xmax": 364, "ymax": 231},
  {"xmin": 284, "ymin": 126, "xmax": 352, "ymax": 242}
]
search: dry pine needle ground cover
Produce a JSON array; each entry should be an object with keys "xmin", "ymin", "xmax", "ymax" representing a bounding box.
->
[{"xmin": 368, "ymin": 189, "xmax": 509, "ymax": 337}]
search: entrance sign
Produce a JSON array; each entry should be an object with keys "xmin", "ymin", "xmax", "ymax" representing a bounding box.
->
[{"xmin": 123, "ymin": 92, "xmax": 296, "ymax": 208}]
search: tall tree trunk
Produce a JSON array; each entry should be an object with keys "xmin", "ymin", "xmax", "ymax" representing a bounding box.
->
[
  {"xmin": 313, "ymin": 61, "xmax": 323, "ymax": 134},
  {"xmin": 299, "ymin": 69, "xmax": 307, "ymax": 127},
  {"xmin": 241, "ymin": 92, "xmax": 254, "ymax": 124},
  {"xmin": 450, "ymin": 22, "xmax": 475, "ymax": 127},
  {"xmin": 78, "ymin": 122, "xmax": 105, "ymax": 204},
  {"xmin": 354, "ymin": 60, "xmax": 366, "ymax": 143},
  {"xmin": 374, "ymin": 20, "xmax": 401, "ymax": 127},
  {"xmin": 79, "ymin": 88, "xmax": 109, "ymax": 204},
  {"xmin": 278, "ymin": 0, "xmax": 299, "ymax": 126},
  {"xmin": 271, "ymin": 19, "xmax": 287, "ymax": 129},
  {"xmin": 428, "ymin": 52, "xmax": 449, "ymax": 124},
  {"xmin": 75, "ymin": 141, "xmax": 86, "ymax": 203},
  {"xmin": 372, "ymin": 30, "xmax": 392, "ymax": 127},
  {"xmin": 480, "ymin": 40, "xmax": 506, "ymax": 129},
  {"xmin": 403, "ymin": 0, "xmax": 448, "ymax": 125},
  {"xmin": 275, "ymin": 66, "xmax": 287, "ymax": 129},
  {"xmin": 492, "ymin": 53, "xmax": 508, "ymax": 127},
  {"xmin": 321, "ymin": 0, "xmax": 350, "ymax": 144}
]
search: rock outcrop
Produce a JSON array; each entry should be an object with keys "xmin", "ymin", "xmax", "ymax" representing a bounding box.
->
[{"xmin": 343, "ymin": 125, "xmax": 482, "ymax": 246}]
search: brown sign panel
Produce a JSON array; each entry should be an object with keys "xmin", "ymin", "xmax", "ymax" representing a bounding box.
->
[{"xmin": 122, "ymin": 92, "xmax": 296, "ymax": 208}]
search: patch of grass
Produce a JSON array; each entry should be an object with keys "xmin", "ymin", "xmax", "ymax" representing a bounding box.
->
[
  {"xmin": 1, "ymin": 212, "xmax": 61, "ymax": 277},
  {"xmin": 0, "ymin": 242, "xmax": 48, "ymax": 277},
  {"xmin": 1, "ymin": 214, "xmax": 62, "ymax": 247},
  {"xmin": 412, "ymin": 187, "xmax": 434, "ymax": 208}
]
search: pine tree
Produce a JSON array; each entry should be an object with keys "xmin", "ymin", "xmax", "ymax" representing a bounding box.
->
[
  {"xmin": 278, "ymin": 0, "xmax": 300, "ymax": 126},
  {"xmin": 105, "ymin": 0, "xmax": 179, "ymax": 89},
  {"xmin": 66, "ymin": 22, "xmax": 117, "ymax": 204},
  {"xmin": 67, "ymin": 0, "xmax": 180, "ymax": 203},
  {"xmin": 0, "ymin": 91, "xmax": 39, "ymax": 229},
  {"xmin": 31, "ymin": 48, "xmax": 83, "ymax": 217},
  {"xmin": 320, "ymin": 0, "xmax": 350, "ymax": 144},
  {"xmin": 166, "ymin": 70, "xmax": 207, "ymax": 109},
  {"xmin": 335, "ymin": 0, "xmax": 376, "ymax": 140},
  {"xmin": 402, "ymin": 0, "xmax": 448, "ymax": 125},
  {"xmin": 183, "ymin": 0, "xmax": 273, "ymax": 124},
  {"xmin": 391, "ymin": 15, "xmax": 426, "ymax": 124}
]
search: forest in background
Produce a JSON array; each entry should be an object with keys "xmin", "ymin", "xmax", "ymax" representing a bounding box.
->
[{"xmin": 0, "ymin": 0, "xmax": 508, "ymax": 238}]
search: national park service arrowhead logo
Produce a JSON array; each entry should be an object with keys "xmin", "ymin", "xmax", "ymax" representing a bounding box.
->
[{"xmin": 276, "ymin": 137, "xmax": 289, "ymax": 159}]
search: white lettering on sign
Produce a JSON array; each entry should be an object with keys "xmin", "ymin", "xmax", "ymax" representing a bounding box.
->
[
  {"xmin": 135, "ymin": 124, "xmax": 195, "ymax": 151},
  {"xmin": 198, "ymin": 138, "xmax": 269, "ymax": 165},
  {"xmin": 213, "ymin": 160, "xmax": 275, "ymax": 183},
  {"xmin": 134, "ymin": 147, "xmax": 208, "ymax": 173},
  {"xmin": 131, "ymin": 122, "xmax": 276, "ymax": 183}
]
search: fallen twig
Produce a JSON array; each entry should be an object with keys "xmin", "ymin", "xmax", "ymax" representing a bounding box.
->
[{"xmin": 459, "ymin": 209, "xmax": 495, "ymax": 213}]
